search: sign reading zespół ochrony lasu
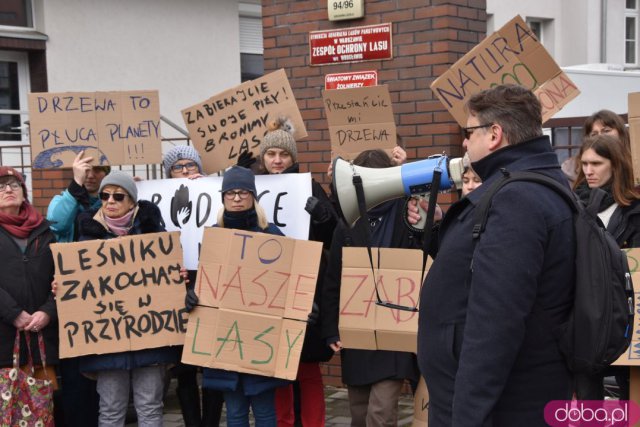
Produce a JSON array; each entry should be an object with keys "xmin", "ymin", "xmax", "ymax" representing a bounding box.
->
[
  {"xmin": 28, "ymin": 90, "xmax": 161, "ymax": 168},
  {"xmin": 323, "ymin": 84, "xmax": 396, "ymax": 160},
  {"xmin": 310, "ymin": 23, "xmax": 392, "ymax": 65},
  {"xmin": 51, "ymin": 231, "xmax": 187, "ymax": 358},
  {"xmin": 325, "ymin": 71, "xmax": 378, "ymax": 90},
  {"xmin": 339, "ymin": 247, "xmax": 427, "ymax": 353},
  {"xmin": 182, "ymin": 228, "xmax": 322, "ymax": 380},
  {"xmin": 181, "ymin": 69, "xmax": 307, "ymax": 174},
  {"xmin": 430, "ymin": 15, "xmax": 580, "ymax": 126}
]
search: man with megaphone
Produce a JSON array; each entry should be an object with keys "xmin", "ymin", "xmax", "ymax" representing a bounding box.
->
[{"xmin": 413, "ymin": 85, "xmax": 575, "ymax": 426}]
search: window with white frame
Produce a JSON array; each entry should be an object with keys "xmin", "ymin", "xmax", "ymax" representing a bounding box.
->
[
  {"xmin": 0, "ymin": 51, "xmax": 29, "ymax": 144},
  {"xmin": 239, "ymin": 2, "xmax": 263, "ymax": 82},
  {"xmin": 627, "ymin": 0, "xmax": 639, "ymax": 66},
  {"xmin": 0, "ymin": 0, "xmax": 34, "ymax": 29}
]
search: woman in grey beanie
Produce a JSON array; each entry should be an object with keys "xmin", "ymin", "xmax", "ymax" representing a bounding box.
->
[{"xmin": 164, "ymin": 145, "xmax": 204, "ymax": 178}]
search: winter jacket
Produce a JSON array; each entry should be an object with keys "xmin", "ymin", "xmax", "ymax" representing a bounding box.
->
[
  {"xmin": 76, "ymin": 200, "xmax": 178, "ymax": 372},
  {"xmin": 202, "ymin": 209, "xmax": 291, "ymax": 396},
  {"xmin": 0, "ymin": 221, "xmax": 58, "ymax": 367},
  {"xmin": 47, "ymin": 179, "xmax": 101, "ymax": 243},
  {"xmin": 418, "ymin": 136, "xmax": 575, "ymax": 427},
  {"xmin": 607, "ymin": 199, "xmax": 640, "ymax": 248},
  {"xmin": 321, "ymin": 198, "xmax": 421, "ymax": 386}
]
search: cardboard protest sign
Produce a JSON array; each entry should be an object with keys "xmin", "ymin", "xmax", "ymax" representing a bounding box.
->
[
  {"xmin": 136, "ymin": 173, "xmax": 312, "ymax": 269},
  {"xmin": 629, "ymin": 93, "xmax": 640, "ymax": 185},
  {"xmin": 51, "ymin": 231, "xmax": 186, "ymax": 358},
  {"xmin": 182, "ymin": 227, "xmax": 322, "ymax": 380},
  {"xmin": 431, "ymin": 15, "xmax": 580, "ymax": 126},
  {"xmin": 339, "ymin": 247, "xmax": 427, "ymax": 353},
  {"xmin": 323, "ymin": 85, "xmax": 396, "ymax": 160},
  {"xmin": 28, "ymin": 90, "xmax": 161, "ymax": 168},
  {"xmin": 182, "ymin": 69, "xmax": 307, "ymax": 173},
  {"xmin": 614, "ymin": 248, "xmax": 640, "ymax": 365}
]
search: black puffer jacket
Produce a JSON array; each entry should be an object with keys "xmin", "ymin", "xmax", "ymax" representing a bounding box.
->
[
  {"xmin": 606, "ymin": 199, "xmax": 640, "ymax": 248},
  {"xmin": 0, "ymin": 221, "xmax": 58, "ymax": 367}
]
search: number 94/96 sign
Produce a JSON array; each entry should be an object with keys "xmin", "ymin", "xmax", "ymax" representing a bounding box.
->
[{"xmin": 328, "ymin": 0, "xmax": 363, "ymax": 21}]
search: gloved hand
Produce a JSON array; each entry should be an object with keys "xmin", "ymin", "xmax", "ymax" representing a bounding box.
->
[
  {"xmin": 307, "ymin": 302, "xmax": 320, "ymax": 325},
  {"xmin": 185, "ymin": 288, "xmax": 199, "ymax": 312},
  {"xmin": 237, "ymin": 151, "xmax": 256, "ymax": 168},
  {"xmin": 305, "ymin": 196, "xmax": 332, "ymax": 223}
]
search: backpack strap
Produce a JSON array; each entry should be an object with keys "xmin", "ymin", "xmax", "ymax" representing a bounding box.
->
[{"xmin": 472, "ymin": 169, "xmax": 579, "ymax": 241}]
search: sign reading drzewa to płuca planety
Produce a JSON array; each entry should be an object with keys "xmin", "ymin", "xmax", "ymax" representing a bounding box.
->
[
  {"xmin": 51, "ymin": 231, "xmax": 187, "ymax": 358},
  {"xmin": 310, "ymin": 23, "xmax": 392, "ymax": 65}
]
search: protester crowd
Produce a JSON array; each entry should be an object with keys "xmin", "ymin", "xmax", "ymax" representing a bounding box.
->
[{"xmin": 0, "ymin": 83, "xmax": 636, "ymax": 427}]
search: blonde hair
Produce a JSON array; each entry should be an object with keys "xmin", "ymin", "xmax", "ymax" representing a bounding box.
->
[{"xmin": 216, "ymin": 199, "xmax": 269, "ymax": 230}]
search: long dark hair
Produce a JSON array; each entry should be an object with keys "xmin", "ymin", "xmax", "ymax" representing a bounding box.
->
[{"xmin": 573, "ymin": 134, "xmax": 639, "ymax": 206}]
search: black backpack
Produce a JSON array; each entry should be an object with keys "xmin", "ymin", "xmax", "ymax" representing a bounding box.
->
[{"xmin": 472, "ymin": 169, "xmax": 634, "ymax": 374}]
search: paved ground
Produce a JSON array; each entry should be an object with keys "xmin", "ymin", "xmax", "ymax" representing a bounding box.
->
[{"xmin": 127, "ymin": 378, "xmax": 415, "ymax": 426}]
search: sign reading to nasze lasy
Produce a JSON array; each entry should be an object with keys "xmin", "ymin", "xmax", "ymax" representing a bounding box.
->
[
  {"xmin": 28, "ymin": 90, "xmax": 162, "ymax": 168},
  {"xmin": 323, "ymin": 85, "xmax": 396, "ymax": 160},
  {"xmin": 51, "ymin": 232, "xmax": 186, "ymax": 358},
  {"xmin": 136, "ymin": 173, "xmax": 312, "ymax": 270},
  {"xmin": 181, "ymin": 69, "xmax": 307, "ymax": 173},
  {"xmin": 325, "ymin": 71, "xmax": 378, "ymax": 90},
  {"xmin": 614, "ymin": 248, "xmax": 640, "ymax": 366},
  {"xmin": 431, "ymin": 15, "xmax": 580, "ymax": 126},
  {"xmin": 339, "ymin": 247, "xmax": 427, "ymax": 353},
  {"xmin": 182, "ymin": 228, "xmax": 322, "ymax": 380},
  {"xmin": 310, "ymin": 23, "xmax": 392, "ymax": 65}
]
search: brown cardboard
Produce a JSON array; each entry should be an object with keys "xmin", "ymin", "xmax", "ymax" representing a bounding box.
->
[
  {"xmin": 613, "ymin": 248, "xmax": 640, "ymax": 365},
  {"xmin": 628, "ymin": 92, "xmax": 640, "ymax": 185},
  {"xmin": 181, "ymin": 69, "xmax": 307, "ymax": 174},
  {"xmin": 183, "ymin": 227, "xmax": 321, "ymax": 380},
  {"xmin": 28, "ymin": 90, "xmax": 161, "ymax": 168},
  {"xmin": 412, "ymin": 376, "xmax": 429, "ymax": 427},
  {"xmin": 339, "ymin": 247, "xmax": 427, "ymax": 353},
  {"xmin": 323, "ymin": 85, "xmax": 397, "ymax": 160},
  {"xmin": 431, "ymin": 15, "xmax": 580, "ymax": 126},
  {"xmin": 51, "ymin": 231, "xmax": 186, "ymax": 358}
]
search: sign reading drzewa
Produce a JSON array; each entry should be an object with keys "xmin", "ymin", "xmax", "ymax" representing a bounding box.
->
[
  {"xmin": 323, "ymin": 85, "xmax": 396, "ymax": 160},
  {"xmin": 339, "ymin": 247, "xmax": 427, "ymax": 353},
  {"xmin": 28, "ymin": 90, "xmax": 162, "ymax": 168},
  {"xmin": 182, "ymin": 228, "xmax": 323, "ymax": 380},
  {"xmin": 181, "ymin": 69, "xmax": 307, "ymax": 174},
  {"xmin": 430, "ymin": 15, "xmax": 580, "ymax": 126},
  {"xmin": 51, "ymin": 231, "xmax": 187, "ymax": 358}
]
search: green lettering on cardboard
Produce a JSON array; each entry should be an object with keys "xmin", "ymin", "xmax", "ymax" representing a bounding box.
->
[
  {"xmin": 284, "ymin": 329, "xmax": 303, "ymax": 368},
  {"xmin": 216, "ymin": 320, "xmax": 244, "ymax": 359},
  {"xmin": 251, "ymin": 326, "xmax": 275, "ymax": 365},
  {"xmin": 191, "ymin": 318, "xmax": 211, "ymax": 356}
]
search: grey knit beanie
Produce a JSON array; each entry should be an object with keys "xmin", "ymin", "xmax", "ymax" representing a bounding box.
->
[
  {"xmin": 99, "ymin": 171, "xmax": 138, "ymax": 203},
  {"xmin": 163, "ymin": 145, "xmax": 203, "ymax": 176},
  {"xmin": 260, "ymin": 129, "xmax": 297, "ymax": 164}
]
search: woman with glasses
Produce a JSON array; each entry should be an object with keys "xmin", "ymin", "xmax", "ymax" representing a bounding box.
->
[
  {"xmin": 163, "ymin": 144, "xmax": 225, "ymax": 427},
  {"xmin": 572, "ymin": 134, "xmax": 640, "ymax": 400},
  {"xmin": 0, "ymin": 167, "xmax": 58, "ymax": 424},
  {"xmin": 75, "ymin": 171, "xmax": 178, "ymax": 426},
  {"xmin": 197, "ymin": 166, "xmax": 288, "ymax": 427},
  {"xmin": 321, "ymin": 150, "xmax": 420, "ymax": 427}
]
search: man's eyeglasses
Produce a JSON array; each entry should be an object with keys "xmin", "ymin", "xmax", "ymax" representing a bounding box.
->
[
  {"xmin": 170, "ymin": 162, "xmax": 198, "ymax": 172},
  {"xmin": 0, "ymin": 182, "xmax": 21, "ymax": 193},
  {"xmin": 461, "ymin": 123, "xmax": 493, "ymax": 139},
  {"xmin": 223, "ymin": 190, "xmax": 251, "ymax": 200},
  {"xmin": 99, "ymin": 192, "xmax": 128, "ymax": 202}
]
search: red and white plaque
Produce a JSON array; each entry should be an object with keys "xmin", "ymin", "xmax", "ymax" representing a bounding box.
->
[
  {"xmin": 325, "ymin": 71, "xmax": 378, "ymax": 90},
  {"xmin": 309, "ymin": 23, "xmax": 392, "ymax": 66}
]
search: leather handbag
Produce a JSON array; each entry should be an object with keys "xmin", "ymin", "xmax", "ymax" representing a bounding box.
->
[{"xmin": 0, "ymin": 330, "xmax": 54, "ymax": 427}]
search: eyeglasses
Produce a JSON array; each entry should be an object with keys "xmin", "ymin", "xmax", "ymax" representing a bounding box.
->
[
  {"xmin": 223, "ymin": 190, "xmax": 251, "ymax": 200},
  {"xmin": 0, "ymin": 182, "xmax": 21, "ymax": 193},
  {"xmin": 170, "ymin": 162, "xmax": 198, "ymax": 172},
  {"xmin": 461, "ymin": 123, "xmax": 493, "ymax": 139},
  {"xmin": 99, "ymin": 192, "xmax": 128, "ymax": 202},
  {"xmin": 589, "ymin": 128, "xmax": 615, "ymax": 137}
]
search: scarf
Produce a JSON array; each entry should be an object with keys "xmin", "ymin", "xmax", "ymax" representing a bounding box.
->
[
  {"xmin": 102, "ymin": 208, "xmax": 136, "ymax": 236},
  {"xmin": 575, "ymin": 182, "xmax": 616, "ymax": 212},
  {"xmin": 0, "ymin": 202, "xmax": 44, "ymax": 238},
  {"xmin": 223, "ymin": 208, "xmax": 259, "ymax": 230}
]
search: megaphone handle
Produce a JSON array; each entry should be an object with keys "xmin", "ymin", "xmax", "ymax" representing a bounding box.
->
[{"xmin": 414, "ymin": 195, "xmax": 428, "ymax": 230}]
